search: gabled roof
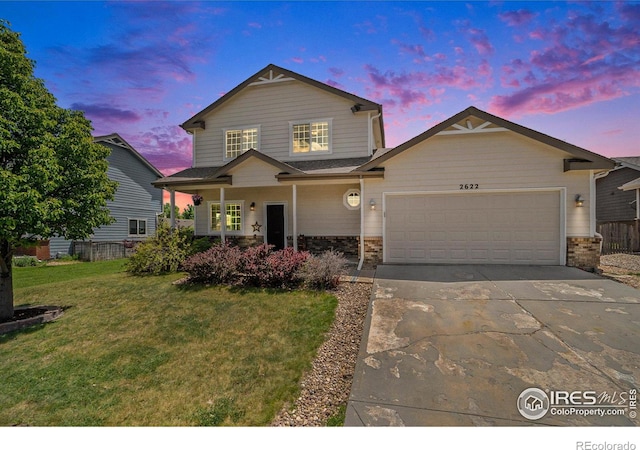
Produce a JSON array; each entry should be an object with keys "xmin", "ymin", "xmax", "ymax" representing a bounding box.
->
[
  {"xmin": 94, "ymin": 133, "xmax": 163, "ymax": 178},
  {"xmin": 181, "ymin": 63, "xmax": 385, "ymax": 146},
  {"xmin": 613, "ymin": 157, "xmax": 640, "ymax": 172},
  {"xmin": 356, "ymin": 106, "xmax": 614, "ymax": 172},
  {"xmin": 210, "ymin": 148, "xmax": 303, "ymax": 177}
]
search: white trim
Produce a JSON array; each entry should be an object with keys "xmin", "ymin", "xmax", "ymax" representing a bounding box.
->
[
  {"xmin": 192, "ymin": 130, "xmax": 196, "ymax": 167},
  {"xmin": 382, "ymin": 187, "xmax": 567, "ymax": 265},
  {"xmin": 343, "ymin": 188, "xmax": 361, "ymax": 210},
  {"xmin": 437, "ymin": 127, "xmax": 508, "ymax": 136},
  {"xmin": 292, "ymin": 185, "xmax": 298, "ymax": 251},
  {"xmin": 249, "ymin": 70, "xmax": 295, "ymax": 86},
  {"xmin": 589, "ymin": 171, "xmax": 596, "ymax": 237},
  {"xmin": 207, "ymin": 198, "xmax": 245, "ymax": 236},
  {"xmin": 263, "ymin": 201, "xmax": 288, "ymax": 248},
  {"xmin": 289, "ymin": 118, "xmax": 333, "ymax": 157},
  {"xmin": 223, "ymin": 125, "xmax": 261, "ymax": 162},
  {"xmin": 358, "ymin": 178, "xmax": 365, "ymax": 270}
]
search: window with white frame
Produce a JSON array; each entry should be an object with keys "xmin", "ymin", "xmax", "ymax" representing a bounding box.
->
[
  {"xmin": 225, "ymin": 126, "xmax": 259, "ymax": 159},
  {"xmin": 209, "ymin": 201, "xmax": 244, "ymax": 233},
  {"xmin": 343, "ymin": 189, "xmax": 361, "ymax": 210},
  {"xmin": 290, "ymin": 119, "xmax": 331, "ymax": 154},
  {"xmin": 128, "ymin": 218, "xmax": 147, "ymax": 236}
]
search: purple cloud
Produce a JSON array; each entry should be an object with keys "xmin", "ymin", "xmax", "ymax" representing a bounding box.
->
[
  {"xmin": 71, "ymin": 103, "xmax": 141, "ymax": 123},
  {"xmin": 132, "ymin": 125, "xmax": 193, "ymax": 175},
  {"xmin": 466, "ymin": 28, "xmax": 495, "ymax": 56},
  {"xmin": 499, "ymin": 9, "xmax": 537, "ymax": 27},
  {"xmin": 328, "ymin": 67, "xmax": 345, "ymax": 78},
  {"xmin": 490, "ymin": 8, "xmax": 640, "ymax": 117}
]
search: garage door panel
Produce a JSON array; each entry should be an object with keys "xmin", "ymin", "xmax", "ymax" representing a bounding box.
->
[{"xmin": 385, "ymin": 191, "xmax": 561, "ymax": 265}]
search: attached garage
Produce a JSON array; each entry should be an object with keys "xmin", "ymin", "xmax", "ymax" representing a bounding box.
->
[{"xmin": 385, "ymin": 190, "xmax": 563, "ymax": 265}]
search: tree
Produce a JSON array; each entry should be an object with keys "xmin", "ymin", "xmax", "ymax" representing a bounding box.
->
[
  {"xmin": 181, "ymin": 204, "xmax": 194, "ymax": 220},
  {"xmin": 163, "ymin": 202, "xmax": 180, "ymax": 219},
  {"xmin": 0, "ymin": 21, "xmax": 117, "ymax": 320}
]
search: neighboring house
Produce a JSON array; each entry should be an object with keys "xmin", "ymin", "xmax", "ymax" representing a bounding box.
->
[
  {"xmin": 50, "ymin": 133, "xmax": 164, "ymax": 257},
  {"xmin": 596, "ymin": 157, "xmax": 640, "ymax": 222},
  {"xmin": 154, "ymin": 64, "xmax": 614, "ymax": 270}
]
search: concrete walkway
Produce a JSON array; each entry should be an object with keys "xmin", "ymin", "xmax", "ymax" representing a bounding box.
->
[{"xmin": 346, "ymin": 265, "xmax": 640, "ymax": 426}]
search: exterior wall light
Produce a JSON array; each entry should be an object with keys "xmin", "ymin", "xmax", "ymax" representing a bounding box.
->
[
  {"xmin": 369, "ymin": 199, "xmax": 376, "ymax": 210},
  {"xmin": 250, "ymin": 202, "xmax": 256, "ymax": 211},
  {"xmin": 575, "ymin": 195, "xmax": 584, "ymax": 207}
]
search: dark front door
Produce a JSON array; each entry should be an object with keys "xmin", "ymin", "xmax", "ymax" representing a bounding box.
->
[{"xmin": 266, "ymin": 204, "xmax": 285, "ymax": 250}]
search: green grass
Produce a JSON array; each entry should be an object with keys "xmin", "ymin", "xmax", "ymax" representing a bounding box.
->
[{"xmin": 1, "ymin": 261, "xmax": 337, "ymax": 426}]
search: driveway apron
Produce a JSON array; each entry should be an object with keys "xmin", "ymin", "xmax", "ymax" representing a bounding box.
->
[{"xmin": 345, "ymin": 265, "xmax": 640, "ymax": 426}]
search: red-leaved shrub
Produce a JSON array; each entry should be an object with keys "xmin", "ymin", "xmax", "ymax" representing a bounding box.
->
[{"xmin": 182, "ymin": 242, "xmax": 243, "ymax": 284}]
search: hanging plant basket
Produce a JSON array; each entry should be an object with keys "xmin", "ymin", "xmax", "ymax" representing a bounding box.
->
[{"xmin": 192, "ymin": 194, "xmax": 203, "ymax": 206}]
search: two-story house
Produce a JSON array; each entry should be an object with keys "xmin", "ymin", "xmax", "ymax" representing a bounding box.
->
[
  {"xmin": 154, "ymin": 64, "xmax": 614, "ymax": 270},
  {"xmin": 50, "ymin": 133, "xmax": 164, "ymax": 258}
]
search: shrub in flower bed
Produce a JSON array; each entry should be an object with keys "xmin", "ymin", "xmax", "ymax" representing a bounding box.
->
[
  {"xmin": 297, "ymin": 250, "xmax": 349, "ymax": 289},
  {"xmin": 241, "ymin": 245, "xmax": 310, "ymax": 289},
  {"xmin": 181, "ymin": 243, "xmax": 243, "ymax": 284},
  {"xmin": 126, "ymin": 223, "xmax": 190, "ymax": 275}
]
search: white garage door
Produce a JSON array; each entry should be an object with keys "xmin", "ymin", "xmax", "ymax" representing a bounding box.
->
[{"xmin": 385, "ymin": 191, "xmax": 562, "ymax": 265}]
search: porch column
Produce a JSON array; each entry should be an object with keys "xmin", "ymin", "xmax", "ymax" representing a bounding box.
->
[
  {"xmin": 292, "ymin": 184, "xmax": 298, "ymax": 251},
  {"xmin": 358, "ymin": 177, "xmax": 365, "ymax": 270},
  {"xmin": 220, "ymin": 187, "xmax": 226, "ymax": 243},
  {"xmin": 169, "ymin": 189, "xmax": 176, "ymax": 229}
]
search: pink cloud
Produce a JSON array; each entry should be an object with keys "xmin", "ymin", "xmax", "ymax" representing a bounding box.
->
[
  {"xmin": 290, "ymin": 57, "xmax": 304, "ymax": 64},
  {"xmin": 491, "ymin": 8, "xmax": 640, "ymax": 117},
  {"xmin": 467, "ymin": 28, "xmax": 495, "ymax": 55},
  {"xmin": 133, "ymin": 125, "xmax": 193, "ymax": 174},
  {"xmin": 328, "ymin": 67, "xmax": 345, "ymax": 78},
  {"xmin": 489, "ymin": 69, "xmax": 640, "ymax": 117}
]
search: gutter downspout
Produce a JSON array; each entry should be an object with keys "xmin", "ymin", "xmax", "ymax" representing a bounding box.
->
[
  {"xmin": 358, "ymin": 177, "xmax": 365, "ymax": 270},
  {"xmin": 220, "ymin": 187, "xmax": 226, "ymax": 243}
]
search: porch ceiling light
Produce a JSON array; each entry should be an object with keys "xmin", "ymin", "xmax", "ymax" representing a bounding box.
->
[
  {"xmin": 369, "ymin": 199, "xmax": 376, "ymax": 210},
  {"xmin": 250, "ymin": 202, "xmax": 256, "ymax": 211},
  {"xmin": 575, "ymin": 195, "xmax": 584, "ymax": 207}
]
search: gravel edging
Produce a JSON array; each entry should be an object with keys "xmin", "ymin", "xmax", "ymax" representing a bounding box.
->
[
  {"xmin": 599, "ymin": 253, "xmax": 640, "ymax": 290},
  {"xmin": 271, "ymin": 282, "xmax": 371, "ymax": 426}
]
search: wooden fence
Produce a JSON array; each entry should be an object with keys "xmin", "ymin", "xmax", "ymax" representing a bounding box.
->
[
  {"xmin": 72, "ymin": 241, "xmax": 137, "ymax": 262},
  {"xmin": 597, "ymin": 221, "xmax": 640, "ymax": 254}
]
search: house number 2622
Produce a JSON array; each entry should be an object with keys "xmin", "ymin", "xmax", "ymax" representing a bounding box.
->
[{"xmin": 459, "ymin": 184, "xmax": 479, "ymax": 190}]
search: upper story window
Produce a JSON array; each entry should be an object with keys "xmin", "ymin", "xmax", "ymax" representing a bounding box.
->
[
  {"xmin": 290, "ymin": 119, "xmax": 332, "ymax": 155},
  {"xmin": 225, "ymin": 126, "xmax": 259, "ymax": 160}
]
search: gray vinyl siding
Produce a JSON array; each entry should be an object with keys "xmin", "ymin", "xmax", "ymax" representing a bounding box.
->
[
  {"xmin": 49, "ymin": 142, "xmax": 163, "ymax": 256},
  {"xmin": 194, "ymin": 80, "xmax": 371, "ymax": 167},
  {"xmin": 596, "ymin": 167, "xmax": 639, "ymax": 222}
]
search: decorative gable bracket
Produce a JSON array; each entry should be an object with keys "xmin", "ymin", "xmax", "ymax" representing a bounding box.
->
[{"xmin": 249, "ymin": 70, "xmax": 295, "ymax": 86}]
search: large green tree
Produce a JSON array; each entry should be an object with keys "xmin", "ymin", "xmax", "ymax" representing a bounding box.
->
[{"xmin": 0, "ymin": 20, "xmax": 117, "ymax": 320}]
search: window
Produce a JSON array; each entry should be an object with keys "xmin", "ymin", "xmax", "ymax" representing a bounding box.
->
[
  {"xmin": 225, "ymin": 126, "xmax": 259, "ymax": 159},
  {"xmin": 343, "ymin": 189, "xmax": 361, "ymax": 210},
  {"xmin": 290, "ymin": 119, "xmax": 331, "ymax": 154},
  {"xmin": 210, "ymin": 201, "xmax": 243, "ymax": 233},
  {"xmin": 128, "ymin": 219, "xmax": 147, "ymax": 236}
]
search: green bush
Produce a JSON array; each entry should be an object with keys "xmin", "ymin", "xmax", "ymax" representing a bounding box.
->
[
  {"xmin": 12, "ymin": 256, "xmax": 39, "ymax": 267},
  {"xmin": 126, "ymin": 224, "xmax": 190, "ymax": 275}
]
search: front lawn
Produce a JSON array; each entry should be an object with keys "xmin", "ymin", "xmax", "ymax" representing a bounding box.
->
[{"xmin": 1, "ymin": 261, "xmax": 337, "ymax": 426}]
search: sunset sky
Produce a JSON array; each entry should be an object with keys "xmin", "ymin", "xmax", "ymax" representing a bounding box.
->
[{"xmin": 3, "ymin": 1, "xmax": 639, "ymax": 206}]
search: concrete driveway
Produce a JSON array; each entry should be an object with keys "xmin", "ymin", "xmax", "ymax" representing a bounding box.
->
[{"xmin": 345, "ymin": 265, "xmax": 640, "ymax": 426}]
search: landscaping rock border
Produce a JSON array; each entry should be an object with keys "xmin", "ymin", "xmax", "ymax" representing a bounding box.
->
[
  {"xmin": 0, "ymin": 305, "xmax": 64, "ymax": 335},
  {"xmin": 271, "ymin": 281, "xmax": 371, "ymax": 426}
]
